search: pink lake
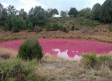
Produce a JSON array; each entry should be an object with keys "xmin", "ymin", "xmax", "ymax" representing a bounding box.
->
[{"xmin": 0, "ymin": 38, "xmax": 112, "ymax": 59}]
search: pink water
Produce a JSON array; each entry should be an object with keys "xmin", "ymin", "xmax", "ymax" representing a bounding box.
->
[{"xmin": 0, "ymin": 38, "xmax": 112, "ymax": 58}]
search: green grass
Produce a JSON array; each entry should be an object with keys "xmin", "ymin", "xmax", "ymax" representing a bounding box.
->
[
  {"xmin": 74, "ymin": 17, "xmax": 101, "ymax": 27},
  {"xmin": 0, "ymin": 58, "xmax": 38, "ymax": 81}
]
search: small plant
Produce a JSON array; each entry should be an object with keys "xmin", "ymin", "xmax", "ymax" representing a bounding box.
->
[
  {"xmin": 17, "ymin": 37, "xmax": 43, "ymax": 60},
  {"xmin": 81, "ymin": 51, "xmax": 98, "ymax": 67},
  {"xmin": 75, "ymin": 27, "xmax": 79, "ymax": 30},
  {"xmin": 28, "ymin": 29, "xmax": 31, "ymax": 32},
  {"xmin": 62, "ymin": 27, "xmax": 69, "ymax": 33},
  {"xmin": 72, "ymin": 26, "xmax": 74, "ymax": 30},
  {"xmin": 59, "ymin": 25, "xmax": 63, "ymax": 31}
]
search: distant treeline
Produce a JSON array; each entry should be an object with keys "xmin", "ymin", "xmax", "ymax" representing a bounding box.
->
[{"xmin": 0, "ymin": 0, "xmax": 112, "ymax": 32}]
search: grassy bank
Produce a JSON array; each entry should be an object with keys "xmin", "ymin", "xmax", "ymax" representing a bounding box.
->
[{"xmin": 0, "ymin": 30, "xmax": 112, "ymax": 43}]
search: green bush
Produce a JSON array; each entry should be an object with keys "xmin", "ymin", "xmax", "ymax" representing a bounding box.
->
[
  {"xmin": 81, "ymin": 51, "xmax": 98, "ymax": 67},
  {"xmin": 59, "ymin": 25, "xmax": 63, "ymax": 31},
  {"xmin": 17, "ymin": 37, "xmax": 43, "ymax": 60},
  {"xmin": 109, "ymin": 26, "xmax": 112, "ymax": 32},
  {"xmin": 4, "ymin": 23, "xmax": 9, "ymax": 31},
  {"xmin": 12, "ymin": 26, "xmax": 19, "ymax": 33},
  {"xmin": 72, "ymin": 26, "xmax": 74, "ymax": 30},
  {"xmin": 0, "ymin": 59, "xmax": 38, "ymax": 81},
  {"xmin": 75, "ymin": 27, "xmax": 79, "ymax": 30},
  {"xmin": 98, "ymin": 55, "xmax": 112, "ymax": 63},
  {"xmin": 62, "ymin": 27, "xmax": 69, "ymax": 33},
  {"xmin": 52, "ymin": 23, "xmax": 59, "ymax": 31}
]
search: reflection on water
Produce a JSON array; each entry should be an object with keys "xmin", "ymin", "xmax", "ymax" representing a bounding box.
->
[{"xmin": 52, "ymin": 49, "xmax": 82, "ymax": 59}]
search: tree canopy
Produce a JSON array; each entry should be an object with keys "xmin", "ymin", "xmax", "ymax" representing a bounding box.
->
[
  {"xmin": 90, "ymin": 3, "xmax": 101, "ymax": 20},
  {"xmin": 99, "ymin": 0, "xmax": 112, "ymax": 23},
  {"xmin": 68, "ymin": 7, "xmax": 78, "ymax": 17}
]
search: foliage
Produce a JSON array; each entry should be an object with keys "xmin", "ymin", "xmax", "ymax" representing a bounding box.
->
[
  {"xmin": 60, "ymin": 10, "xmax": 68, "ymax": 18},
  {"xmin": 52, "ymin": 23, "xmax": 59, "ymax": 31},
  {"xmin": 0, "ymin": 58, "xmax": 38, "ymax": 81},
  {"xmin": 5, "ymin": 13, "xmax": 17, "ymax": 30},
  {"xmin": 12, "ymin": 26, "xmax": 19, "ymax": 33},
  {"xmin": 19, "ymin": 9, "xmax": 27, "ymax": 20},
  {"xmin": 3, "ymin": 23, "xmax": 9, "ymax": 31},
  {"xmin": 74, "ymin": 17, "xmax": 100, "ymax": 27},
  {"xmin": 6, "ymin": 5, "xmax": 18, "ymax": 15},
  {"xmin": 72, "ymin": 26, "xmax": 74, "ymax": 30},
  {"xmin": 68, "ymin": 7, "xmax": 78, "ymax": 17},
  {"xmin": 78, "ymin": 7, "xmax": 91, "ymax": 18},
  {"xmin": 99, "ymin": 0, "xmax": 112, "ymax": 23},
  {"xmin": 17, "ymin": 37, "xmax": 43, "ymax": 60},
  {"xmin": 49, "ymin": 8, "xmax": 59, "ymax": 17},
  {"xmin": 81, "ymin": 51, "xmax": 98, "ymax": 67},
  {"xmin": 98, "ymin": 55, "xmax": 112, "ymax": 63},
  {"xmin": 90, "ymin": 3, "xmax": 101, "ymax": 20},
  {"xmin": 27, "ymin": 6, "xmax": 47, "ymax": 26},
  {"xmin": 0, "ymin": 3, "xmax": 7, "ymax": 25},
  {"xmin": 46, "ymin": 24, "xmax": 51, "ymax": 31},
  {"xmin": 75, "ymin": 27, "xmax": 79, "ymax": 30},
  {"xmin": 109, "ymin": 25, "xmax": 112, "ymax": 32},
  {"xmin": 28, "ymin": 22, "xmax": 33, "ymax": 30},
  {"xmin": 16, "ymin": 16, "xmax": 26, "ymax": 30},
  {"xmin": 62, "ymin": 27, "xmax": 69, "ymax": 33}
]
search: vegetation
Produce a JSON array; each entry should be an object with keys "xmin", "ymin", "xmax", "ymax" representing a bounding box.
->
[
  {"xmin": 17, "ymin": 37, "xmax": 43, "ymax": 60},
  {"xmin": 0, "ymin": 58, "xmax": 38, "ymax": 81},
  {"xmin": 68, "ymin": 7, "xmax": 78, "ymax": 17}
]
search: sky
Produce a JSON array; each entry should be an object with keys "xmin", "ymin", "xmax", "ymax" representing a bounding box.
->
[{"xmin": 0, "ymin": 0, "xmax": 105, "ymax": 16}]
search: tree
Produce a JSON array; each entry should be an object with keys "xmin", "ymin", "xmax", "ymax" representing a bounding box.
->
[
  {"xmin": 19, "ymin": 9, "xmax": 27, "ymax": 20},
  {"xmin": 27, "ymin": 6, "xmax": 47, "ymax": 26},
  {"xmin": 49, "ymin": 8, "xmax": 59, "ymax": 17},
  {"xmin": 4, "ymin": 23, "xmax": 9, "ymax": 31},
  {"xmin": 60, "ymin": 10, "xmax": 68, "ymax": 18},
  {"xmin": 78, "ymin": 7, "xmax": 91, "ymax": 18},
  {"xmin": 28, "ymin": 22, "xmax": 33, "ymax": 29},
  {"xmin": 12, "ymin": 25, "xmax": 19, "ymax": 32},
  {"xmin": 16, "ymin": 16, "xmax": 26, "ymax": 30},
  {"xmin": 6, "ymin": 5, "xmax": 18, "ymax": 15},
  {"xmin": 5, "ymin": 13, "xmax": 17, "ymax": 30},
  {"xmin": 68, "ymin": 7, "xmax": 78, "ymax": 17},
  {"xmin": 90, "ymin": 3, "xmax": 101, "ymax": 20},
  {"xmin": 0, "ymin": 3, "xmax": 3, "ymax": 19},
  {"xmin": 99, "ymin": 0, "xmax": 112, "ymax": 23}
]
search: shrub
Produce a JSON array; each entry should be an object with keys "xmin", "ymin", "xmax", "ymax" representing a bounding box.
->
[
  {"xmin": 62, "ymin": 27, "xmax": 69, "ymax": 33},
  {"xmin": 59, "ymin": 25, "xmax": 63, "ymax": 31},
  {"xmin": 81, "ymin": 51, "xmax": 98, "ymax": 67},
  {"xmin": 52, "ymin": 23, "xmax": 59, "ymax": 31},
  {"xmin": 109, "ymin": 25, "xmax": 112, "ymax": 32},
  {"xmin": 28, "ymin": 22, "xmax": 33, "ymax": 30},
  {"xmin": 0, "ymin": 59, "xmax": 38, "ymax": 81},
  {"xmin": 98, "ymin": 55, "xmax": 112, "ymax": 63},
  {"xmin": 72, "ymin": 26, "xmax": 74, "ymax": 30},
  {"xmin": 17, "ymin": 37, "xmax": 43, "ymax": 60},
  {"xmin": 4, "ymin": 23, "xmax": 9, "ymax": 31},
  {"xmin": 12, "ymin": 26, "xmax": 19, "ymax": 33},
  {"xmin": 75, "ymin": 27, "xmax": 79, "ymax": 30}
]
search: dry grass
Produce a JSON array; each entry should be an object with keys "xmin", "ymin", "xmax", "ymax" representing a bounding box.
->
[
  {"xmin": 0, "ymin": 30, "xmax": 112, "ymax": 43},
  {"xmin": 0, "ymin": 47, "xmax": 18, "ymax": 59}
]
